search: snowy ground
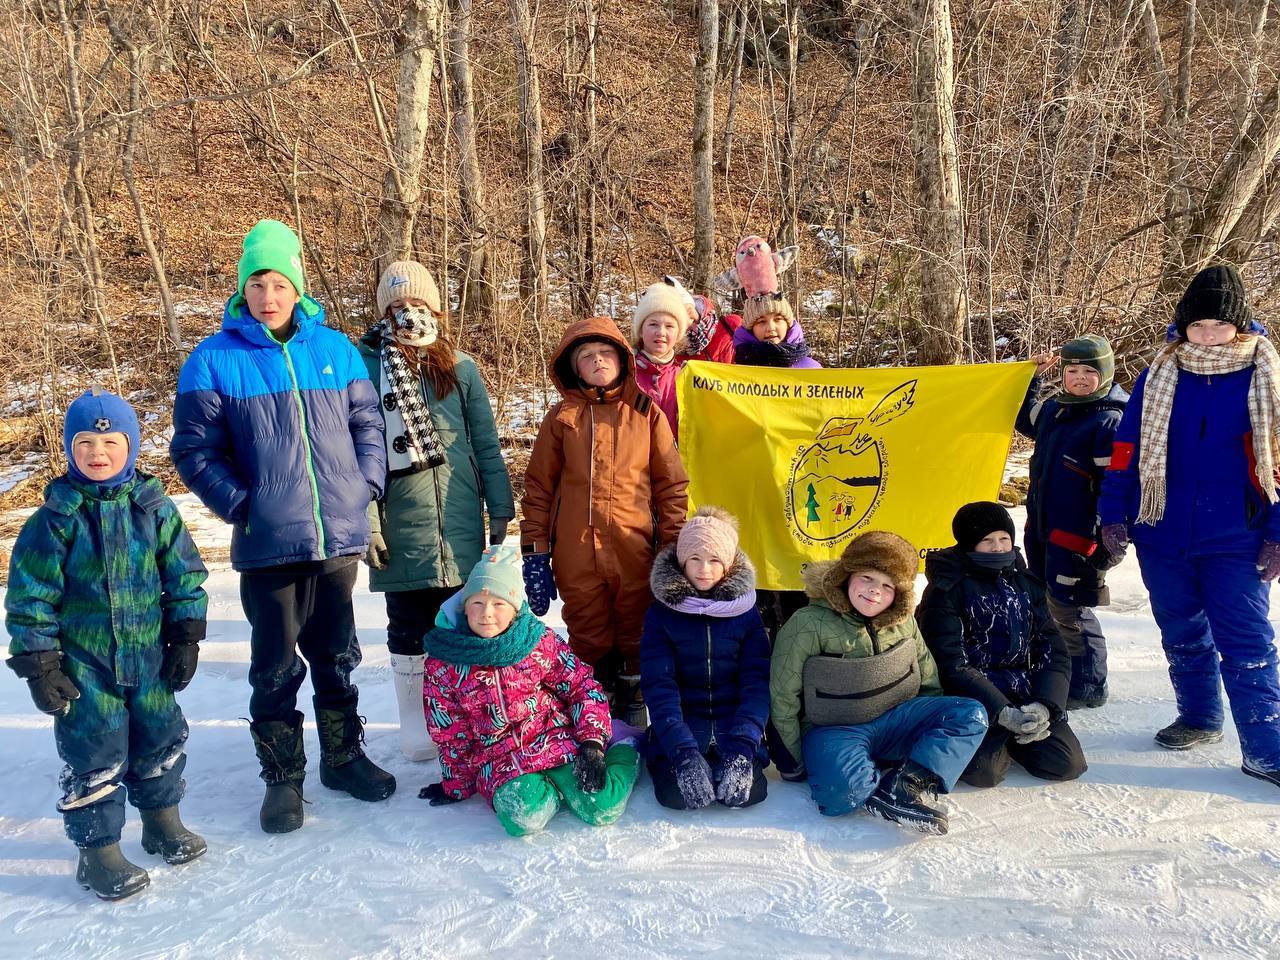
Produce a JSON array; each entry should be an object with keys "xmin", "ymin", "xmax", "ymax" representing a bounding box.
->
[{"xmin": 1, "ymin": 500, "xmax": 1277, "ymax": 960}]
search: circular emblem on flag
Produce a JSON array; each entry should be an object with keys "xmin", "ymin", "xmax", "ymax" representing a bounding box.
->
[{"xmin": 95, "ymin": 418, "xmax": 112, "ymax": 432}]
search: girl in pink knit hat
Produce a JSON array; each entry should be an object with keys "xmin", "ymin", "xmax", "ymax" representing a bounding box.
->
[{"xmin": 640, "ymin": 506, "xmax": 772, "ymax": 810}]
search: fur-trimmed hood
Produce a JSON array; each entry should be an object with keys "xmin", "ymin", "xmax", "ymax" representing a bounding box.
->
[
  {"xmin": 650, "ymin": 542, "xmax": 756, "ymax": 609},
  {"xmin": 802, "ymin": 530, "xmax": 919, "ymax": 629}
]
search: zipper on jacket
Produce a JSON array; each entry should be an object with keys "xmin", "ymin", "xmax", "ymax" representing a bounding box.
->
[
  {"xmin": 431, "ymin": 466, "xmax": 452, "ymax": 585},
  {"xmin": 706, "ymin": 622, "xmax": 716, "ymax": 748},
  {"xmin": 281, "ymin": 341, "xmax": 327, "ymax": 558},
  {"xmin": 588, "ymin": 406, "xmax": 596, "ymax": 528}
]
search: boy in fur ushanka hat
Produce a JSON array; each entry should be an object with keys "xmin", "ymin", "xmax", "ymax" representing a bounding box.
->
[{"xmin": 769, "ymin": 531, "xmax": 987, "ymax": 835}]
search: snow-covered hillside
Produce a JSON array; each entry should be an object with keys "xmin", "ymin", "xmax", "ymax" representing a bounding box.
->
[{"xmin": 0, "ymin": 501, "xmax": 1276, "ymax": 960}]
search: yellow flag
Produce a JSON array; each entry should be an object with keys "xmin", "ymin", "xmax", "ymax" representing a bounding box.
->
[{"xmin": 677, "ymin": 360, "xmax": 1034, "ymax": 589}]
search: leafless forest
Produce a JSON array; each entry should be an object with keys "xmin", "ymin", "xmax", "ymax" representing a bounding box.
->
[{"xmin": 1, "ymin": 0, "xmax": 1278, "ymax": 496}]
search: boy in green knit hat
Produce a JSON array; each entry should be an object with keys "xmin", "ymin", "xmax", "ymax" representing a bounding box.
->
[
  {"xmin": 171, "ymin": 219, "xmax": 393, "ymax": 834},
  {"xmin": 1017, "ymin": 335, "xmax": 1129, "ymax": 708}
]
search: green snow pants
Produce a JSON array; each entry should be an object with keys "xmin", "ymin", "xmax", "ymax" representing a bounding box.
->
[{"xmin": 492, "ymin": 744, "xmax": 639, "ymax": 837}]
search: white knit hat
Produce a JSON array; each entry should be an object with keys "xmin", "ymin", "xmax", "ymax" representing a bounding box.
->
[
  {"xmin": 376, "ymin": 260, "xmax": 442, "ymax": 317},
  {"xmin": 631, "ymin": 278, "xmax": 696, "ymax": 347}
]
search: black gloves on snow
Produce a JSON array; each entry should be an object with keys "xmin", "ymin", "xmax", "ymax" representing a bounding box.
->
[
  {"xmin": 673, "ymin": 748, "xmax": 716, "ymax": 809},
  {"xmin": 574, "ymin": 742, "xmax": 607, "ymax": 794},
  {"xmin": 419, "ymin": 782, "xmax": 463, "ymax": 806},
  {"xmin": 161, "ymin": 642, "xmax": 199, "ymax": 691},
  {"xmin": 7, "ymin": 650, "xmax": 80, "ymax": 716}
]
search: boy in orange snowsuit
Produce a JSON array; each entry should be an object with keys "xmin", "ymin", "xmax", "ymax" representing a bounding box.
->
[{"xmin": 521, "ymin": 317, "xmax": 689, "ymax": 726}]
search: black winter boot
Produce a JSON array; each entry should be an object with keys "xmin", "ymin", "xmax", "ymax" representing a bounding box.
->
[
  {"xmin": 76, "ymin": 843, "xmax": 150, "ymax": 900},
  {"xmin": 611, "ymin": 675, "xmax": 648, "ymax": 729},
  {"xmin": 140, "ymin": 806, "xmax": 208, "ymax": 864},
  {"xmin": 1154, "ymin": 720, "xmax": 1225, "ymax": 751},
  {"xmin": 315, "ymin": 704, "xmax": 396, "ymax": 802},
  {"xmin": 1242, "ymin": 758, "xmax": 1280, "ymax": 787},
  {"xmin": 864, "ymin": 760, "xmax": 949, "ymax": 835},
  {"xmin": 250, "ymin": 713, "xmax": 307, "ymax": 834}
]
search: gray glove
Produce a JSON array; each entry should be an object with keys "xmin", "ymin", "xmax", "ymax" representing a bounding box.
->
[
  {"xmin": 1013, "ymin": 702, "xmax": 1052, "ymax": 744},
  {"xmin": 364, "ymin": 532, "xmax": 390, "ymax": 570}
]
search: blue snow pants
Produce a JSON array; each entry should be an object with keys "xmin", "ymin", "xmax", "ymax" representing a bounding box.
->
[
  {"xmin": 1046, "ymin": 594, "xmax": 1108, "ymax": 701},
  {"xmin": 1137, "ymin": 548, "xmax": 1280, "ymax": 769},
  {"xmin": 802, "ymin": 696, "xmax": 988, "ymax": 817},
  {"xmin": 55, "ymin": 647, "xmax": 188, "ymax": 848}
]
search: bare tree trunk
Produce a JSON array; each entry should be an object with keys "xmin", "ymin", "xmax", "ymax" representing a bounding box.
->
[
  {"xmin": 718, "ymin": 2, "xmax": 748, "ymax": 175},
  {"xmin": 909, "ymin": 0, "xmax": 966, "ymax": 364},
  {"xmin": 1230, "ymin": 0, "xmax": 1271, "ymax": 140},
  {"xmin": 1160, "ymin": 0, "xmax": 1197, "ymax": 280},
  {"xmin": 375, "ymin": 0, "xmax": 442, "ymax": 272},
  {"xmin": 1161, "ymin": 80, "xmax": 1280, "ymax": 294},
  {"xmin": 1021, "ymin": 0, "xmax": 1083, "ymax": 310},
  {"xmin": 509, "ymin": 0, "xmax": 549, "ymax": 328},
  {"xmin": 104, "ymin": 12, "xmax": 185, "ymax": 367},
  {"xmin": 692, "ymin": 0, "xmax": 719, "ymax": 289},
  {"xmin": 447, "ymin": 0, "xmax": 494, "ymax": 328},
  {"xmin": 56, "ymin": 0, "xmax": 120, "ymax": 388},
  {"xmin": 775, "ymin": 3, "xmax": 799, "ymax": 253}
]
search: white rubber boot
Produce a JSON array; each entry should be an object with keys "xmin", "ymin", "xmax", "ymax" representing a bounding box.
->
[{"xmin": 390, "ymin": 653, "xmax": 437, "ymax": 762}]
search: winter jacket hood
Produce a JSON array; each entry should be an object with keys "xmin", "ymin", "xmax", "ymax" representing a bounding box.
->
[
  {"xmin": 549, "ymin": 316, "xmax": 637, "ymax": 398},
  {"xmin": 221, "ymin": 292, "xmax": 324, "ymax": 346},
  {"xmin": 650, "ymin": 543, "xmax": 756, "ymax": 610},
  {"xmin": 802, "ymin": 530, "xmax": 918, "ymax": 630}
]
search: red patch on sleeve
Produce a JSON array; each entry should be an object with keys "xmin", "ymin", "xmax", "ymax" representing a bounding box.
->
[
  {"xmin": 1049, "ymin": 529, "xmax": 1097, "ymax": 556},
  {"xmin": 1108, "ymin": 441, "xmax": 1135, "ymax": 472}
]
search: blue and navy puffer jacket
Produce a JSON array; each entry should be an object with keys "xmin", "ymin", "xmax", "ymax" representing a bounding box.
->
[
  {"xmin": 171, "ymin": 294, "xmax": 385, "ymax": 570},
  {"xmin": 1016, "ymin": 379, "xmax": 1128, "ymax": 606},
  {"xmin": 640, "ymin": 546, "xmax": 771, "ymax": 763},
  {"xmin": 1098, "ymin": 342, "xmax": 1280, "ymax": 557}
]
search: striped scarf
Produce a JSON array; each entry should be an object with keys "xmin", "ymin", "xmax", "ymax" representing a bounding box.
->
[
  {"xmin": 1136, "ymin": 335, "xmax": 1280, "ymax": 524},
  {"xmin": 377, "ymin": 323, "xmax": 446, "ymax": 473}
]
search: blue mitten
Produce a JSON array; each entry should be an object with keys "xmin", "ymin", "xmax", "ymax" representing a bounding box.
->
[
  {"xmin": 673, "ymin": 748, "xmax": 716, "ymax": 809},
  {"xmin": 522, "ymin": 553, "xmax": 558, "ymax": 616}
]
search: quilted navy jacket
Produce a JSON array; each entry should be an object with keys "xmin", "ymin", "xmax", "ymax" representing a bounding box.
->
[
  {"xmin": 171, "ymin": 294, "xmax": 385, "ymax": 570},
  {"xmin": 640, "ymin": 546, "xmax": 771, "ymax": 762}
]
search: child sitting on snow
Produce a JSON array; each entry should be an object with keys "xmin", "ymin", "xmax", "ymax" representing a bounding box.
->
[
  {"xmin": 770, "ymin": 531, "xmax": 987, "ymax": 835},
  {"xmin": 5, "ymin": 389, "xmax": 209, "ymax": 900},
  {"xmin": 420, "ymin": 545, "xmax": 641, "ymax": 836},
  {"xmin": 917, "ymin": 502, "xmax": 1087, "ymax": 788},
  {"xmin": 632, "ymin": 277, "xmax": 697, "ymax": 441},
  {"xmin": 641, "ymin": 506, "xmax": 772, "ymax": 810}
]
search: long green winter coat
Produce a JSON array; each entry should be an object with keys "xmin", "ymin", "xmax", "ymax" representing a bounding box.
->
[
  {"xmin": 769, "ymin": 532, "xmax": 942, "ymax": 767},
  {"xmin": 4, "ymin": 474, "xmax": 208, "ymax": 685},
  {"xmin": 359, "ymin": 334, "xmax": 515, "ymax": 593}
]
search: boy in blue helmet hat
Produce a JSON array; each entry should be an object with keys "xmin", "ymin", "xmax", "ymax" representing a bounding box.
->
[
  {"xmin": 170, "ymin": 219, "xmax": 392, "ymax": 834},
  {"xmin": 5, "ymin": 388, "xmax": 209, "ymax": 900}
]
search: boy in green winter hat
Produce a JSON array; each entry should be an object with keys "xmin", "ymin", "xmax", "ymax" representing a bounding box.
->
[
  {"xmin": 171, "ymin": 219, "xmax": 393, "ymax": 834},
  {"xmin": 1018, "ymin": 334, "xmax": 1128, "ymax": 708}
]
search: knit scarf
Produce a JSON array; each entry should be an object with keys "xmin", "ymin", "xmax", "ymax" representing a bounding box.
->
[
  {"xmin": 1136, "ymin": 335, "xmax": 1280, "ymax": 524},
  {"xmin": 734, "ymin": 336, "xmax": 811, "ymax": 368},
  {"xmin": 683, "ymin": 313, "xmax": 716, "ymax": 356},
  {"xmin": 425, "ymin": 604, "xmax": 545, "ymax": 667},
  {"xmin": 376, "ymin": 323, "xmax": 446, "ymax": 473}
]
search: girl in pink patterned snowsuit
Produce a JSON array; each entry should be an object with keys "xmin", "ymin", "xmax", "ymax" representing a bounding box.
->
[{"xmin": 420, "ymin": 545, "xmax": 641, "ymax": 835}]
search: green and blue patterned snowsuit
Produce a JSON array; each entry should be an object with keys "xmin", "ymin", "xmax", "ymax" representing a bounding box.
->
[{"xmin": 4, "ymin": 474, "xmax": 208, "ymax": 847}]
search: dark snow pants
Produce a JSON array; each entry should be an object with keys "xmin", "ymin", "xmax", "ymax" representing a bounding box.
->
[
  {"xmin": 386, "ymin": 587, "xmax": 455, "ymax": 656},
  {"xmin": 1137, "ymin": 548, "xmax": 1280, "ymax": 769},
  {"xmin": 240, "ymin": 558, "xmax": 363, "ymax": 724},
  {"xmin": 647, "ymin": 746, "xmax": 769, "ymax": 810},
  {"xmin": 961, "ymin": 718, "xmax": 1087, "ymax": 788},
  {"xmin": 55, "ymin": 647, "xmax": 188, "ymax": 848},
  {"xmin": 1046, "ymin": 594, "xmax": 1108, "ymax": 701},
  {"xmin": 803, "ymin": 696, "xmax": 988, "ymax": 817}
]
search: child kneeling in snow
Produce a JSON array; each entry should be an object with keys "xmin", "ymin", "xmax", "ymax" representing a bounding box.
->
[
  {"xmin": 641, "ymin": 506, "xmax": 772, "ymax": 810},
  {"xmin": 917, "ymin": 502, "xmax": 1087, "ymax": 788},
  {"xmin": 420, "ymin": 545, "xmax": 641, "ymax": 836},
  {"xmin": 770, "ymin": 532, "xmax": 987, "ymax": 834}
]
